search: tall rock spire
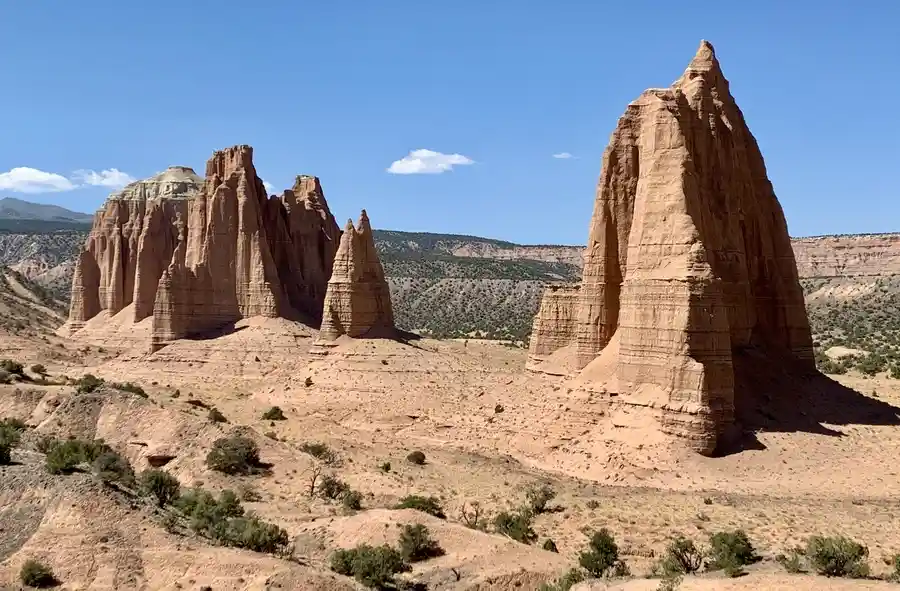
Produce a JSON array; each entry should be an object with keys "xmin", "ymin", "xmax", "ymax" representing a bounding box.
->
[
  {"xmin": 527, "ymin": 40, "xmax": 813, "ymax": 455},
  {"xmin": 318, "ymin": 210, "xmax": 395, "ymax": 341}
]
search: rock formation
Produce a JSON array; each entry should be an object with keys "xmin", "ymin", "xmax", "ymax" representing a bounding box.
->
[
  {"xmin": 319, "ymin": 210, "xmax": 395, "ymax": 340},
  {"xmin": 528, "ymin": 40, "xmax": 814, "ymax": 455},
  {"xmin": 61, "ymin": 146, "xmax": 343, "ymax": 350},
  {"xmin": 527, "ymin": 283, "xmax": 580, "ymax": 373}
]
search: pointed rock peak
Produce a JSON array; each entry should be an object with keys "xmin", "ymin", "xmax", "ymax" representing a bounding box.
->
[
  {"xmin": 674, "ymin": 39, "xmax": 725, "ymax": 90},
  {"xmin": 205, "ymin": 144, "xmax": 254, "ymax": 179},
  {"xmin": 344, "ymin": 218, "xmax": 356, "ymax": 232},
  {"xmin": 356, "ymin": 209, "xmax": 371, "ymax": 232}
]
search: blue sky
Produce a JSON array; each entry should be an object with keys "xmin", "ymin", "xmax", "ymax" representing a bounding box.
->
[{"xmin": 1, "ymin": 1, "xmax": 897, "ymax": 244}]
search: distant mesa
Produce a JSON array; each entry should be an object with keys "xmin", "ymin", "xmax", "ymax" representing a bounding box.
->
[
  {"xmin": 60, "ymin": 144, "xmax": 394, "ymax": 351},
  {"xmin": 527, "ymin": 40, "xmax": 814, "ymax": 455}
]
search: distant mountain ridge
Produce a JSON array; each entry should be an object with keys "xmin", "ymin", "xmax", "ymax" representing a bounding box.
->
[{"xmin": 0, "ymin": 197, "xmax": 92, "ymax": 223}]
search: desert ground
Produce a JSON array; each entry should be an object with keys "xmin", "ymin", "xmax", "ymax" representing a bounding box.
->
[{"xmin": 2, "ymin": 312, "xmax": 900, "ymax": 590}]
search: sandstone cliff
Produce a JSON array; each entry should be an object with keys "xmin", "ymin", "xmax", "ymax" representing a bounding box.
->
[
  {"xmin": 528, "ymin": 41, "xmax": 814, "ymax": 455},
  {"xmin": 61, "ymin": 146, "xmax": 342, "ymax": 350},
  {"xmin": 319, "ymin": 210, "xmax": 395, "ymax": 340}
]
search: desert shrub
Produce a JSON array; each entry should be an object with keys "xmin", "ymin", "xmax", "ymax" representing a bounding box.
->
[
  {"xmin": 19, "ymin": 559, "xmax": 56, "ymax": 588},
  {"xmin": 805, "ymin": 535, "xmax": 869, "ymax": 578},
  {"xmin": 75, "ymin": 373, "xmax": 104, "ymax": 394},
  {"xmin": 1, "ymin": 417, "xmax": 27, "ymax": 431},
  {"xmin": 776, "ymin": 549, "xmax": 804, "ymax": 573},
  {"xmin": 174, "ymin": 487, "xmax": 286, "ymax": 553},
  {"xmin": 219, "ymin": 514, "xmax": 289, "ymax": 554},
  {"xmin": 579, "ymin": 528, "xmax": 625, "ymax": 577},
  {"xmin": 218, "ymin": 489, "xmax": 244, "ymax": 517},
  {"xmin": 538, "ymin": 569, "xmax": 586, "ymax": 591},
  {"xmin": 35, "ymin": 435, "xmax": 55, "ymax": 454},
  {"xmin": 395, "ymin": 495, "xmax": 446, "ymax": 519},
  {"xmin": 342, "ymin": 489, "xmax": 363, "ymax": 511},
  {"xmin": 493, "ymin": 509, "xmax": 537, "ymax": 544},
  {"xmin": 656, "ymin": 572, "xmax": 683, "ymax": 591},
  {"xmin": 30, "ymin": 363, "xmax": 47, "ymax": 375},
  {"xmin": 379, "ymin": 461, "xmax": 391, "ymax": 472},
  {"xmin": 299, "ymin": 441, "xmax": 338, "ymax": 465},
  {"xmin": 139, "ymin": 469, "xmax": 181, "ymax": 507},
  {"xmin": 45, "ymin": 439, "xmax": 112, "ymax": 474},
  {"xmin": 206, "ymin": 436, "xmax": 261, "ymax": 475},
  {"xmin": 261, "ymin": 406, "xmax": 286, "ymax": 421},
  {"xmin": 1, "ymin": 359, "xmax": 24, "ymax": 375},
  {"xmin": 304, "ymin": 376, "xmax": 313, "ymax": 387},
  {"xmin": 542, "ymin": 539, "xmax": 559, "ymax": 553},
  {"xmin": 329, "ymin": 544, "xmax": 408, "ymax": 588},
  {"xmin": 110, "ymin": 381, "xmax": 147, "ymax": 397},
  {"xmin": 92, "ymin": 449, "xmax": 135, "ymax": 486},
  {"xmin": 398, "ymin": 524, "xmax": 444, "ymax": 562},
  {"xmin": 708, "ymin": 530, "xmax": 758, "ymax": 576},
  {"xmin": 525, "ymin": 483, "xmax": 556, "ymax": 514},
  {"xmin": 0, "ymin": 369, "xmax": 11, "ymax": 384},
  {"xmin": 406, "ymin": 450, "xmax": 426, "ymax": 465},
  {"xmin": 659, "ymin": 536, "xmax": 704, "ymax": 575},
  {"xmin": 317, "ymin": 474, "xmax": 350, "ymax": 500},
  {"xmin": 208, "ymin": 408, "xmax": 227, "ymax": 423},
  {"xmin": 890, "ymin": 554, "xmax": 900, "ymax": 581},
  {"xmin": 0, "ymin": 422, "xmax": 23, "ymax": 464}
]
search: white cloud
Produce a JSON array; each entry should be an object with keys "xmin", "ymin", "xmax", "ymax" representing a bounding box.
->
[
  {"xmin": 263, "ymin": 181, "xmax": 275, "ymax": 193},
  {"xmin": 552, "ymin": 152, "xmax": 575, "ymax": 159},
  {"xmin": 0, "ymin": 167, "xmax": 76, "ymax": 193},
  {"xmin": 72, "ymin": 168, "xmax": 136, "ymax": 188},
  {"xmin": 387, "ymin": 149, "xmax": 475, "ymax": 175}
]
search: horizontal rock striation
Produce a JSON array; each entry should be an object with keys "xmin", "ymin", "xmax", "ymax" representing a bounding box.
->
[
  {"xmin": 528, "ymin": 41, "xmax": 814, "ymax": 454},
  {"xmin": 527, "ymin": 283, "xmax": 580, "ymax": 367},
  {"xmin": 61, "ymin": 146, "xmax": 343, "ymax": 350},
  {"xmin": 319, "ymin": 210, "xmax": 395, "ymax": 341}
]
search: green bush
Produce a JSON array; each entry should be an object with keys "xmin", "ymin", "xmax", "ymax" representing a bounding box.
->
[
  {"xmin": 406, "ymin": 450, "xmax": 426, "ymax": 465},
  {"xmin": 299, "ymin": 441, "xmax": 338, "ymax": 465},
  {"xmin": 525, "ymin": 483, "xmax": 556, "ymax": 514},
  {"xmin": 805, "ymin": 535, "xmax": 869, "ymax": 578},
  {"xmin": 261, "ymin": 406, "xmax": 286, "ymax": 421},
  {"xmin": 219, "ymin": 514, "xmax": 289, "ymax": 554},
  {"xmin": 890, "ymin": 554, "xmax": 900, "ymax": 582},
  {"xmin": 75, "ymin": 373, "xmax": 104, "ymax": 394},
  {"xmin": 776, "ymin": 549, "xmax": 804, "ymax": 573},
  {"xmin": 140, "ymin": 469, "xmax": 181, "ymax": 507},
  {"xmin": 109, "ymin": 381, "xmax": 147, "ymax": 397},
  {"xmin": 579, "ymin": 528, "xmax": 625, "ymax": 577},
  {"xmin": 342, "ymin": 489, "xmax": 363, "ymax": 511},
  {"xmin": 659, "ymin": 536, "xmax": 704, "ymax": 575},
  {"xmin": 45, "ymin": 439, "xmax": 112, "ymax": 475},
  {"xmin": 708, "ymin": 530, "xmax": 758, "ymax": 576},
  {"xmin": 206, "ymin": 436, "xmax": 261, "ymax": 475},
  {"xmin": 317, "ymin": 474, "xmax": 350, "ymax": 500},
  {"xmin": 493, "ymin": 509, "xmax": 537, "ymax": 544},
  {"xmin": 208, "ymin": 408, "xmax": 227, "ymax": 423},
  {"xmin": 1, "ymin": 359, "xmax": 24, "ymax": 375},
  {"xmin": 0, "ymin": 422, "xmax": 23, "ymax": 465},
  {"xmin": 538, "ymin": 569, "xmax": 586, "ymax": 591},
  {"xmin": 395, "ymin": 495, "xmax": 446, "ymax": 519},
  {"xmin": 19, "ymin": 559, "xmax": 56, "ymax": 588},
  {"xmin": 329, "ymin": 544, "xmax": 408, "ymax": 588},
  {"xmin": 398, "ymin": 524, "xmax": 444, "ymax": 562},
  {"xmin": 92, "ymin": 450, "xmax": 135, "ymax": 486}
]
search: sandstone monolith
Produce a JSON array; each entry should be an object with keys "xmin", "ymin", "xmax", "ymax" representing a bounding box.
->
[
  {"xmin": 528, "ymin": 41, "xmax": 814, "ymax": 455},
  {"xmin": 318, "ymin": 210, "xmax": 395, "ymax": 340},
  {"xmin": 60, "ymin": 146, "xmax": 343, "ymax": 350}
]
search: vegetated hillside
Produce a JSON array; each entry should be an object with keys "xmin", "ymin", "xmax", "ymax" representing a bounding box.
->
[
  {"xmin": 0, "ymin": 197, "xmax": 93, "ymax": 223},
  {"xmin": 0, "ymin": 265, "xmax": 67, "ymax": 335}
]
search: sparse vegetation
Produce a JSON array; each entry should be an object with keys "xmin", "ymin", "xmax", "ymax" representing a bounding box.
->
[
  {"xmin": 579, "ymin": 528, "xmax": 628, "ymax": 577},
  {"xmin": 205, "ymin": 436, "xmax": 262, "ymax": 475},
  {"xmin": 398, "ymin": 524, "xmax": 444, "ymax": 562},
  {"xmin": 139, "ymin": 469, "xmax": 181, "ymax": 507},
  {"xmin": 493, "ymin": 508, "xmax": 536, "ymax": 544},
  {"xmin": 20, "ymin": 559, "xmax": 56, "ymax": 588},
  {"xmin": 776, "ymin": 548, "xmax": 805, "ymax": 573},
  {"xmin": 317, "ymin": 474, "xmax": 350, "ymax": 500},
  {"xmin": 1, "ymin": 358, "xmax": 24, "ymax": 375},
  {"xmin": 525, "ymin": 483, "xmax": 556, "ymax": 514},
  {"xmin": 92, "ymin": 449, "xmax": 135, "ymax": 486},
  {"xmin": 330, "ymin": 544, "xmax": 408, "ymax": 588},
  {"xmin": 74, "ymin": 373, "xmax": 104, "ymax": 394},
  {"xmin": 707, "ymin": 530, "xmax": 759, "ymax": 576},
  {"xmin": 208, "ymin": 407, "xmax": 227, "ymax": 423},
  {"xmin": 261, "ymin": 406, "xmax": 286, "ymax": 421},
  {"xmin": 342, "ymin": 489, "xmax": 363, "ymax": 511},
  {"xmin": 406, "ymin": 450, "xmax": 426, "ymax": 465},
  {"xmin": 379, "ymin": 461, "xmax": 391, "ymax": 472},
  {"xmin": 805, "ymin": 535, "xmax": 869, "ymax": 578},
  {"xmin": 299, "ymin": 441, "xmax": 339, "ymax": 465},
  {"xmin": 542, "ymin": 539, "xmax": 558, "ymax": 553},
  {"xmin": 658, "ymin": 536, "xmax": 704, "ymax": 575},
  {"xmin": 0, "ymin": 418, "xmax": 24, "ymax": 464},
  {"xmin": 30, "ymin": 363, "xmax": 46, "ymax": 375},
  {"xmin": 538, "ymin": 569, "xmax": 586, "ymax": 591},
  {"xmin": 395, "ymin": 495, "xmax": 446, "ymax": 519},
  {"xmin": 45, "ymin": 438, "xmax": 115, "ymax": 475}
]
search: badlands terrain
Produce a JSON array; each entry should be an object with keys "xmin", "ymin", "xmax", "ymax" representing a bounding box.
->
[{"xmin": 2, "ymin": 41, "xmax": 900, "ymax": 591}]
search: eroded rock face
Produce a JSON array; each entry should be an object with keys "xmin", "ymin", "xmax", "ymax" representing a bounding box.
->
[
  {"xmin": 61, "ymin": 146, "xmax": 342, "ymax": 350},
  {"xmin": 319, "ymin": 210, "xmax": 395, "ymax": 340},
  {"xmin": 528, "ymin": 283, "xmax": 580, "ymax": 368},
  {"xmin": 528, "ymin": 41, "xmax": 814, "ymax": 454}
]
